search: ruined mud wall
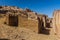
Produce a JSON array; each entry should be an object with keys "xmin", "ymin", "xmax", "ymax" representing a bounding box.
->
[
  {"xmin": 37, "ymin": 14, "xmax": 49, "ymax": 34},
  {"xmin": 38, "ymin": 14, "xmax": 47, "ymax": 28},
  {"xmin": 53, "ymin": 10, "xmax": 60, "ymax": 35},
  {"xmin": 19, "ymin": 13, "xmax": 38, "ymax": 33}
]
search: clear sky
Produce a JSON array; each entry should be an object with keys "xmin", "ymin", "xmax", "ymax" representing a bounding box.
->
[{"xmin": 0, "ymin": 0, "xmax": 60, "ymax": 17}]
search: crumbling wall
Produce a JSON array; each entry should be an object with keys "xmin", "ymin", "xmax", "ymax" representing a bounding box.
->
[
  {"xmin": 38, "ymin": 14, "xmax": 50, "ymax": 34},
  {"xmin": 19, "ymin": 15, "xmax": 38, "ymax": 33},
  {"xmin": 53, "ymin": 10, "xmax": 60, "ymax": 36}
]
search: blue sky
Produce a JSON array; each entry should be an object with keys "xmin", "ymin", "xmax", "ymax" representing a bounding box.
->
[{"xmin": 0, "ymin": 0, "xmax": 60, "ymax": 17}]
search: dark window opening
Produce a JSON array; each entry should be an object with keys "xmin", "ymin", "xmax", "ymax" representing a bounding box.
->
[{"xmin": 9, "ymin": 15, "xmax": 18, "ymax": 26}]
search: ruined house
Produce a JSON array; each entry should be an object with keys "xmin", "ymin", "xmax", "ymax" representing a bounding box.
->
[{"xmin": 0, "ymin": 6, "xmax": 51, "ymax": 34}]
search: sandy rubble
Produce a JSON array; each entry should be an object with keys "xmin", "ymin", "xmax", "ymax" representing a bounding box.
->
[{"xmin": 0, "ymin": 24, "xmax": 56, "ymax": 40}]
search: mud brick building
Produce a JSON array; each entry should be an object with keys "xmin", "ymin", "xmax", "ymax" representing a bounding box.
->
[{"xmin": 0, "ymin": 6, "xmax": 51, "ymax": 34}]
